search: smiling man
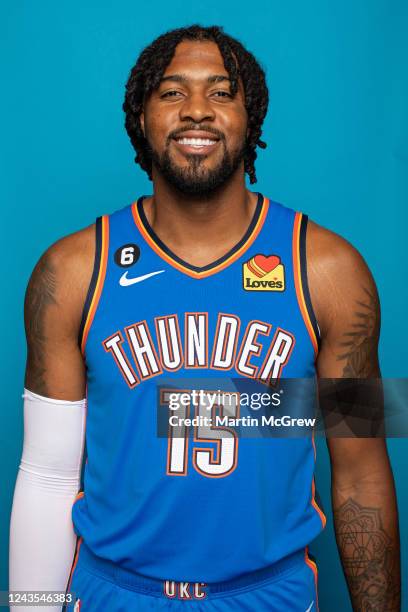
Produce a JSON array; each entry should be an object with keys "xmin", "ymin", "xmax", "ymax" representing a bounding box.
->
[{"xmin": 9, "ymin": 25, "xmax": 400, "ymax": 612}]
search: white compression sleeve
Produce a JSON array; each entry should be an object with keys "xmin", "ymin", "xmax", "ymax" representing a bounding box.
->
[{"xmin": 9, "ymin": 388, "xmax": 86, "ymax": 612}]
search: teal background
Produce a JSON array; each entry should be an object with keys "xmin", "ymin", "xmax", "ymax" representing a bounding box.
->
[{"xmin": 1, "ymin": 1, "xmax": 407, "ymax": 609}]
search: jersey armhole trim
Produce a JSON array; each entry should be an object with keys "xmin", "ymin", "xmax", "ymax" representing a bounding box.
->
[
  {"xmin": 304, "ymin": 546, "xmax": 320, "ymax": 611},
  {"xmin": 310, "ymin": 432, "xmax": 327, "ymax": 529},
  {"xmin": 78, "ymin": 215, "xmax": 109, "ymax": 355},
  {"xmin": 292, "ymin": 212, "xmax": 321, "ymax": 357}
]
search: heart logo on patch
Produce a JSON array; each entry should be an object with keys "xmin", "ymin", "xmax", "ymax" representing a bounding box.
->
[
  {"xmin": 243, "ymin": 253, "xmax": 285, "ymax": 291},
  {"xmin": 253, "ymin": 254, "xmax": 280, "ymax": 273}
]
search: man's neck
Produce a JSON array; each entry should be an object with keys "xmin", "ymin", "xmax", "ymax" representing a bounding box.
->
[{"xmin": 141, "ymin": 172, "xmax": 259, "ymax": 268}]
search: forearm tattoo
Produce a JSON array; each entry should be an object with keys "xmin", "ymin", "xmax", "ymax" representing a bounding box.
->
[
  {"xmin": 336, "ymin": 286, "xmax": 379, "ymax": 377},
  {"xmin": 24, "ymin": 252, "xmax": 57, "ymax": 394},
  {"xmin": 334, "ymin": 498, "xmax": 400, "ymax": 611}
]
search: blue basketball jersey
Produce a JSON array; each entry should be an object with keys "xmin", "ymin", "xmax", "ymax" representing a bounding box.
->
[{"xmin": 71, "ymin": 192, "xmax": 326, "ymax": 584}]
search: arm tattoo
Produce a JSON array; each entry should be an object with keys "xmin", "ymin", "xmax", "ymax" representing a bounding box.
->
[
  {"xmin": 24, "ymin": 252, "xmax": 57, "ymax": 394},
  {"xmin": 334, "ymin": 498, "xmax": 400, "ymax": 611},
  {"xmin": 336, "ymin": 286, "xmax": 379, "ymax": 377}
]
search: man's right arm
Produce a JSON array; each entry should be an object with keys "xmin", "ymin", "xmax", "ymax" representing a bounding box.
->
[
  {"xmin": 9, "ymin": 225, "xmax": 95, "ymax": 610},
  {"xmin": 24, "ymin": 225, "xmax": 95, "ymax": 398}
]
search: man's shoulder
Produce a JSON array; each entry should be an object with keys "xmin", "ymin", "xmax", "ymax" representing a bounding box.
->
[
  {"xmin": 35, "ymin": 223, "xmax": 96, "ymax": 294},
  {"xmin": 305, "ymin": 219, "xmax": 379, "ymax": 338},
  {"xmin": 306, "ymin": 218, "xmax": 371, "ymax": 276},
  {"xmin": 44, "ymin": 223, "xmax": 95, "ymax": 269},
  {"xmin": 25, "ymin": 223, "xmax": 97, "ymax": 333}
]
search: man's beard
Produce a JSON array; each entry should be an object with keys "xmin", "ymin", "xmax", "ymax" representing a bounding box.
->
[{"xmin": 149, "ymin": 140, "xmax": 246, "ymax": 196}]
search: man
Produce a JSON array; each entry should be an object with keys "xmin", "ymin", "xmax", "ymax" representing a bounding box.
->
[{"xmin": 9, "ymin": 24, "xmax": 400, "ymax": 611}]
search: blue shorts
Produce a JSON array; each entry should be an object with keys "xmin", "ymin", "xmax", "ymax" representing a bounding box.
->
[{"xmin": 65, "ymin": 539, "xmax": 319, "ymax": 611}]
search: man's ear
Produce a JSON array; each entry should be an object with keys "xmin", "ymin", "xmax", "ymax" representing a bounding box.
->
[{"xmin": 140, "ymin": 110, "xmax": 145, "ymax": 137}]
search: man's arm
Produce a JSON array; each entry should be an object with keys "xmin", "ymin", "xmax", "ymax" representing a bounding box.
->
[
  {"xmin": 24, "ymin": 226, "xmax": 94, "ymax": 398},
  {"xmin": 9, "ymin": 225, "xmax": 94, "ymax": 608},
  {"xmin": 307, "ymin": 221, "xmax": 400, "ymax": 611}
]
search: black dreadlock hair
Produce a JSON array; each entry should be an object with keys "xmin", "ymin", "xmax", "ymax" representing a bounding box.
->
[{"xmin": 123, "ymin": 24, "xmax": 268, "ymax": 184}]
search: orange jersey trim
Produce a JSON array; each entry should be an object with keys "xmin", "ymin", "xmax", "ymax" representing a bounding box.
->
[
  {"xmin": 131, "ymin": 197, "xmax": 270, "ymax": 279},
  {"xmin": 304, "ymin": 546, "xmax": 319, "ymax": 611},
  {"xmin": 66, "ymin": 536, "xmax": 83, "ymax": 596},
  {"xmin": 80, "ymin": 215, "xmax": 109, "ymax": 355},
  {"xmin": 311, "ymin": 475, "xmax": 327, "ymax": 528},
  {"xmin": 292, "ymin": 212, "xmax": 319, "ymax": 356},
  {"xmin": 310, "ymin": 430, "xmax": 327, "ymax": 528},
  {"xmin": 74, "ymin": 490, "xmax": 85, "ymax": 503}
]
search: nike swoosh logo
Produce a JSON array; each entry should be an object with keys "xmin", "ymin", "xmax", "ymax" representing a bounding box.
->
[
  {"xmin": 119, "ymin": 270, "xmax": 164, "ymax": 286},
  {"xmin": 305, "ymin": 602, "xmax": 314, "ymax": 612}
]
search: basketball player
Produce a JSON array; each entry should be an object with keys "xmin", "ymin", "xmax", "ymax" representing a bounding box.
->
[{"xmin": 9, "ymin": 25, "xmax": 400, "ymax": 611}]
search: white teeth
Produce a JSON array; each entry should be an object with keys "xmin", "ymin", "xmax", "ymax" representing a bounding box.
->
[{"xmin": 177, "ymin": 138, "xmax": 217, "ymax": 146}]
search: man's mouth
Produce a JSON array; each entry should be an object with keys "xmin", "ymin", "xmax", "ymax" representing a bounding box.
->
[
  {"xmin": 176, "ymin": 137, "xmax": 218, "ymax": 147},
  {"xmin": 171, "ymin": 131, "xmax": 222, "ymax": 155}
]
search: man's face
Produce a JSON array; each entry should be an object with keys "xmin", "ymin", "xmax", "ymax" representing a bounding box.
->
[{"xmin": 140, "ymin": 40, "xmax": 248, "ymax": 195}]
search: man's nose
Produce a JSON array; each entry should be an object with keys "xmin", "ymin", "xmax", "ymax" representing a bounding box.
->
[{"xmin": 178, "ymin": 93, "xmax": 216, "ymax": 123}]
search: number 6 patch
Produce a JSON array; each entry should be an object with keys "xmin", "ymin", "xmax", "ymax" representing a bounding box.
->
[{"xmin": 114, "ymin": 243, "xmax": 141, "ymax": 268}]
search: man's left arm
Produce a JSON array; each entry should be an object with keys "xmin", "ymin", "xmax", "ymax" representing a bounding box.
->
[{"xmin": 307, "ymin": 220, "xmax": 401, "ymax": 611}]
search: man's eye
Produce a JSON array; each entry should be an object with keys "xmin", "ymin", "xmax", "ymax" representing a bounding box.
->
[
  {"xmin": 161, "ymin": 90, "xmax": 182, "ymax": 98},
  {"xmin": 213, "ymin": 91, "xmax": 232, "ymax": 98}
]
